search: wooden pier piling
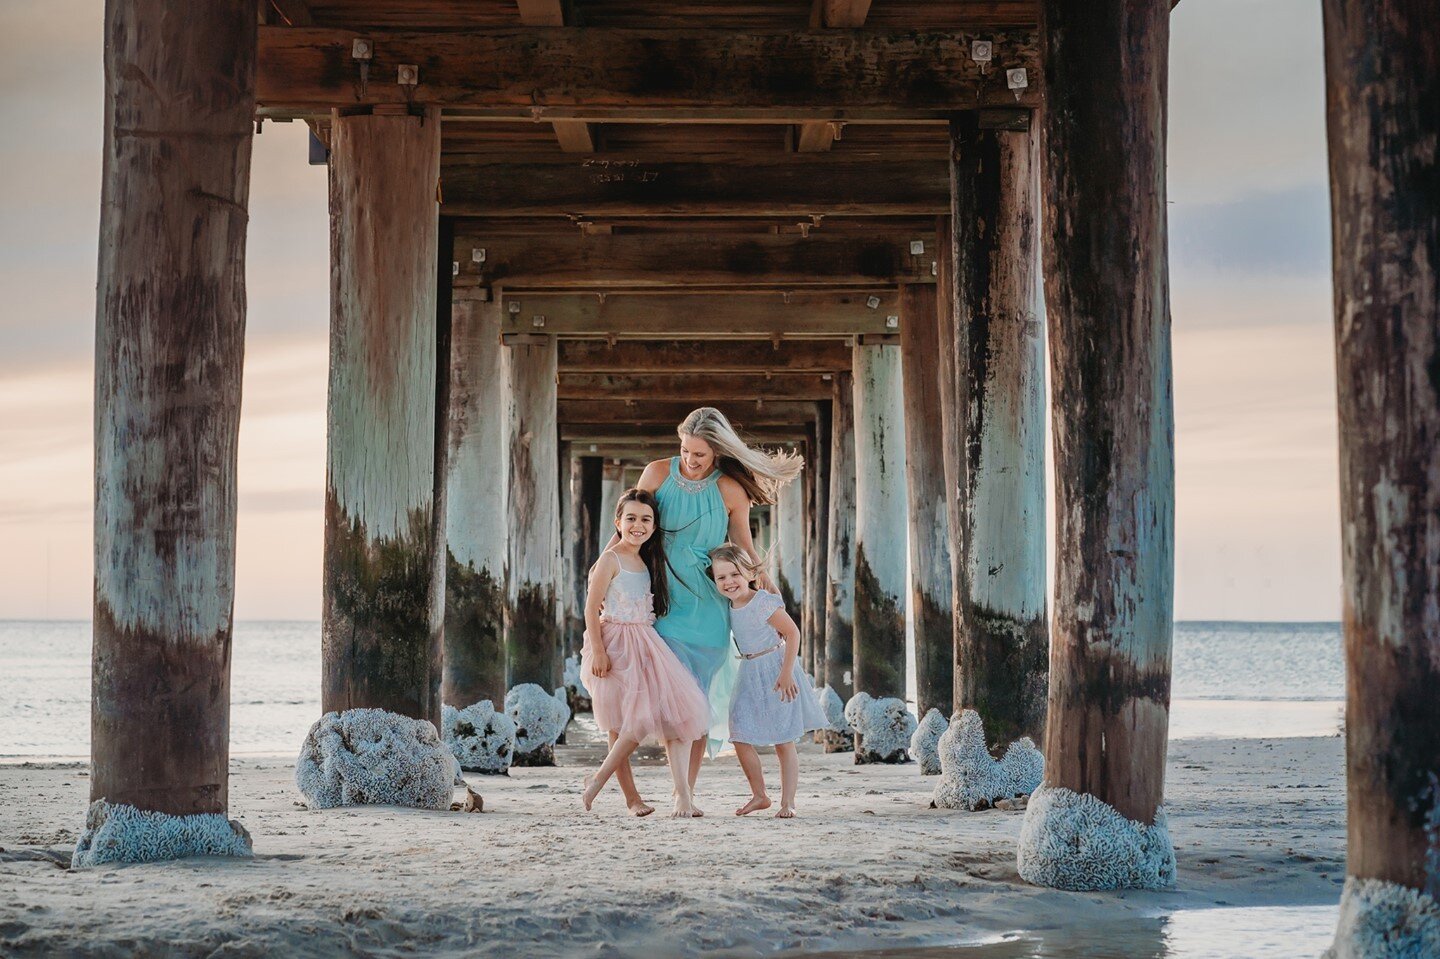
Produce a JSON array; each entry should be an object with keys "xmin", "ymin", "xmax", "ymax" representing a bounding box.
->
[
  {"xmin": 322, "ymin": 108, "xmax": 445, "ymax": 733},
  {"xmin": 1323, "ymin": 0, "xmax": 1440, "ymax": 937},
  {"xmin": 91, "ymin": 0, "xmax": 255, "ymax": 819},
  {"xmin": 851, "ymin": 341, "xmax": 908, "ymax": 703},
  {"xmin": 444, "ymin": 293, "xmax": 508, "ymax": 709},
  {"xmin": 805, "ymin": 412, "xmax": 831, "ymax": 684},
  {"xmin": 948, "ymin": 115, "xmax": 1048, "ymax": 748},
  {"xmin": 825, "ymin": 374, "xmax": 858, "ymax": 707},
  {"xmin": 899, "ymin": 282, "xmax": 955, "ymax": 720}
]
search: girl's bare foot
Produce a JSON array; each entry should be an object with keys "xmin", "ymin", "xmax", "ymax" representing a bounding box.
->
[
  {"xmin": 582, "ymin": 774, "xmax": 600, "ymax": 811},
  {"xmin": 736, "ymin": 795, "xmax": 772, "ymax": 816},
  {"xmin": 775, "ymin": 804, "xmax": 795, "ymax": 819},
  {"xmin": 671, "ymin": 800, "xmax": 700, "ymax": 818},
  {"xmin": 628, "ymin": 800, "xmax": 655, "ymax": 817}
]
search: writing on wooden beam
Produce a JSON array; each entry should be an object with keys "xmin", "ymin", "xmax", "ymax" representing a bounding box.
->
[
  {"xmin": 256, "ymin": 28, "xmax": 1042, "ymax": 114},
  {"xmin": 499, "ymin": 291, "xmax": 901, "ymax": 337}
]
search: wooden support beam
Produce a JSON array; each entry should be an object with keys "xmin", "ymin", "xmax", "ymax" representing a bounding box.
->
[
  {"xmin": 562, "ymin": 424, "xmax": 810, "ymax": 444},
  {"xmin": 850, "ymin": 340, "xmax": 907, "ymax": 722},
  {"xmin": 513, "ymin": 0, "xmax": 598, "ymax": 154},
  {"xmin": 804, "ymin": 416, "xmax": 831, "ymax": 683},
  {"xmin": 948, "ymin": 115, "xmax": 1047, "ymax": 748},
  {"xmin": 774, "ymin": 478, "xmax": 807, "ymax": 631},
  {"xmin": 453, "ymin": 233, "xmax": 936, "ymax": 288},
  {"xmin": 824, "ymin": 373, "xmax": 858, "ymax": 711},
  {"xmin": 1020, "ymin": 0, "xmax": 1175, "ymax": 890},
  {"xmin": 559, "ymin": 399, "xmax": 816, "ymax": 427},
  {"xmin": 91, "ymin": 0, "xmax": 254, "ymax": 825},
  {"xmin": 441, "ymin": 156, "xmax": 948, "ymax": 218},
  {"xmin": 557, "ymin": 339, "xmax": 853, "ymax": 373},
  {"xmin": 796, "ymin": 0, "xmax": 875, "ymax": 152},
  {"xmin": 502, "ymin": 291, "xmax": 900, "ymax": 337},
  {"xmin": 567, "ymin": 454, "xmax": 604, "ymax": 661},
  {"xmin": 323, "ymin": 109, "xmax": 445, "ymax": 732},
  {"xmin": 505, "ymin": 336, "xmax": 562, "ymax": 740},
  {"xmin": 550, "ymin": 120, "xmax": 597, "ymax": 153},
  {"xmin": 899, "ymin": 282, "xmax": 954, "ymax": 721},
  {"xmin": 443, "ymin": 296, "xmax": 508, "ymax": 710},
  {"xmin": 558, "ymin": 372, "xmax": 834, "ymax": 401},
  {"xmin": 256, "ymin": 27, "xmax": 1041, "ymax": 114},
  {"xmin": 1323, "ymin": 0, "xmax": 1440, "ymax": 943}
]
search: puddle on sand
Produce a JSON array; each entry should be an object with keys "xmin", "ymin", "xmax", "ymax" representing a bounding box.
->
[{"xmin": 807, "ymin": 905, "xmax": 1339, "ymax": 959}]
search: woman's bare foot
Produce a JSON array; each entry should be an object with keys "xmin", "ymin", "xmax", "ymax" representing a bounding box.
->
[
  {"xmin": 581, "ymin": 774, "xmax": 600, "ymax": 811},
  {"xmin": 671, "ymin": 800, "xmax": 700, "ymax": 818},
  {"xmin": 735, "ymin": 795, "xmax": 772, "ymax": 816},
  {"xmin": 627, "ymin": 800, "xmax": 655, "ymax": 817},
  {"xmin": 775, "ymin": 804, "xmax": 795, "ymax": 819}
]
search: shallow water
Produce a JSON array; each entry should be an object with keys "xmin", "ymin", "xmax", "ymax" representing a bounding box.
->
[
  {"xmin": 0, "ymin": 620, "xmax": 1345, "ymax": 759},
  {"xmin": 811, "ymin": 905, "xmax": 1338, "ymax": 959}
]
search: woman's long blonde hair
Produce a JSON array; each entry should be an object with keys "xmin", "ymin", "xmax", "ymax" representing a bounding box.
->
[{"xmin": 678, "ymin": 407, "xmax": 803, "ymax": 506}]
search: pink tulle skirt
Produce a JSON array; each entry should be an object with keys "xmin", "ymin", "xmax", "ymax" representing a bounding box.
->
[{"xmin": 581, "ymin": 620, "xmax": 710, "ymax": 746}]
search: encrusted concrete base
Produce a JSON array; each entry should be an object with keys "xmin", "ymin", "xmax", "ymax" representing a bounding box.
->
[
  {"xmin": 910, "ymin": 708, "xmax": 948, "ymax": 776},
  {"xmin": 504, "ymin": 684, "xmax": 571, "ymax": 768},
  {"xmin": 72, "ymin": 800, "xmax": 252, "ymax": 868},
  {"xmin": 1324, "ymin": 877, "xmax": 1440, "ymax": 959},
  {"xmin": 845, "ymin": 693, "xmax": 917, "ymax": 765},
  {"xmin": 442, "ymin": 701, "xmax": 517, "ymax": 775},
  {"xmin": 296, "ymin": 708, "xmax": 455, "ymax": 810},
  {"xmin": 1016, "ymin": 784, "xmax": 1176, "ymax": 890}
]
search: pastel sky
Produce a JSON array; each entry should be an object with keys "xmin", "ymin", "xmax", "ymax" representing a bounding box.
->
[{"xmin": 0, "ymin": 1, "xmax": 1338, "ymax": 622}]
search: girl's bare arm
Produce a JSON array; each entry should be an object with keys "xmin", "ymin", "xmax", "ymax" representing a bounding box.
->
[
  {"xmin": 585, "ymin": 552, "xmax": 619, "ymax": 674},
  {"xmin": 767, "ymin": 607, "xmax": 802, "ymax": 701}
]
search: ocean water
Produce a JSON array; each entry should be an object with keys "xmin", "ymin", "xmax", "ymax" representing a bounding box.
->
[{"xmin": 0, "ymin": 620, "xmax": 1344, "ymax": 760}]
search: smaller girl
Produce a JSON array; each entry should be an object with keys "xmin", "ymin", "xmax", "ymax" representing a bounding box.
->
[
  {"xmin": 708, "ymin": 543, "xmax": 827, "ymax": 818},
  {"xmin": 581, "ymin": 488, "xmax": 710, "ymax": 818}
]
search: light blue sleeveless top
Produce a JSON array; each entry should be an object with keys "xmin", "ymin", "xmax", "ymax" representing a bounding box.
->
[{"xmin": 653, "ymin": 457, "xmax": 736, "ymax": 749}]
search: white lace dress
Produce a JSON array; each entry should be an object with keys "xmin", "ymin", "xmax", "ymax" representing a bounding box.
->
[{"xmin": 727, "ymin": 590, "xmax": 827, "ymax": 746}]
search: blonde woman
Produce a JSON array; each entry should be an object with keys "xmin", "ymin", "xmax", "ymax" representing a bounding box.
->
[{"xmin": 610, "ymin": 407, "xmax": 802, "ymax": 810}]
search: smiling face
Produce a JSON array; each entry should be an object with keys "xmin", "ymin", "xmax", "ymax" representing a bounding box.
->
[
  {"xmin": 615, "ymin": 500, "xmax": 655, "ymax": 547},
  {"xmin": 678, "ymin": 434, "xmax": 716, "ymax": 477},
  {"xmin": 710, "ymin": 558, "xmax": 753, "ymax": 603}
]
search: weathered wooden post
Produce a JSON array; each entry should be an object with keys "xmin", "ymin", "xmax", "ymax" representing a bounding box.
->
[
  {"xmin": 774, "ymin": 475, "xmax": 806, "ymax": 627},
  {"xmin": 568, "ymin": 455, "xmax": 603, "ymax": 654},
  {"xmin": 948, "ymin": 114, "xmax": 1048, "ymax": 748},
  {"xmin": 1016, "ymin": 0, "xmax": 1177, "ymax": 891},
  {"xmin": 82, "ymin": 0, "xmax": 256, "ymax": 865},
  {"xmin": 899, "ymin": 282, "xmax": 955, "ymax": 720},
  {"xmin": 825, "ymin": 374, "xmax": 858, "ymax": 724},
  {"xmin": 444, "ymin": 292, "xmax": 508, "ymax": 710},
  {"xmin": 320, "ymin": 108, "xmax": 445, "ymax": 739},
  {"xmin": 596, "ymin": 460, "xmax": 622, "ymax": 555},
  {"xmin": 1322, "ymin": 1, "xmax": 1440, "ymax": 950},
  {"xmin": 505, "ymin": 333, "xmax": 563, "ymax": 762},
  {"xmin": 802, "ymin": 421, "xmax": 828, "ymax": 682},
  {"xmin": 851, "ymin": 340, "xmax": 908, "ymax": 705}
]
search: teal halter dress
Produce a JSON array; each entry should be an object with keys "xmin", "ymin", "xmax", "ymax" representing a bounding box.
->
[{"xmin": 653, "ymin": 457, "xmax": 737, "ymax": 751}]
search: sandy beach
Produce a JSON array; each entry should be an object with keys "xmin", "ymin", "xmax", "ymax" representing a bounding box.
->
[{"xmin": 1, "ymin": 731, "xmax": 1345, "ymax": 958}]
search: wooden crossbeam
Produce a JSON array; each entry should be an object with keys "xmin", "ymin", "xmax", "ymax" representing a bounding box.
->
[
  {"xmin": 558, "ymin": 339, "xmax": 853, "ymax": 372},
  {"xmin": 559, "ymin": 372, "xmax": 834, "ymax": 401},
  {"xmin": 560, "ymin": 400, "xmax": 818, "ymax": 426},
  {"xmin": 501, "ymin": 290, "xmax": 900, "ymax": 337},
  {"xmin": 441, "ymin": 156, "xmax": 948, "ymax": 217},
  {"xmin": 514, "ymin": 0, "xmax": 598, "ymax": 154},
  {"xmin": 452, "ymin": 233, "xmax": 937, "ymax": 288},
  {"xmin": 255, "ymin": 28, "xmax": 1041, "ymax": 114},
  {"xmin": 563, "ymin": 424, "xmax": 810, "ymax": 444},
  {"xmin": 797, "ymin": 0, "xmax": 875, "ymax": 152}
]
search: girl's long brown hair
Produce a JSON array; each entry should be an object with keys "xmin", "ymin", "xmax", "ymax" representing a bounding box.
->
[{"xmin": 615, "ymin": 488, "xmax": 671, "ymax": 617}]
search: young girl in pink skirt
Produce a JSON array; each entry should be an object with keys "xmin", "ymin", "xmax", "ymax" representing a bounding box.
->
[{"xmin": 580, "ymin": 488, "xmax": 711, "ymax": 818}]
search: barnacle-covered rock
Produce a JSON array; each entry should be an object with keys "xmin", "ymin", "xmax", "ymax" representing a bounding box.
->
[
  {"xmin": 1324, "ymin": 877, "xmax": 1440, "ymax": 959},
  {"xmin": 441, "ymin": 700, "xmax": 516, "ymax": 775},
  {"xmin": 505, "ymin": 684, "xmax": 571, "ymax": 767},
  {"xmin": 72, "ymin": 800, "xmax": 252, "ymax": 868},
  {"xmin": 295, "ymin": 708, "xmax": 455, "ymax": 810},
  {"xmin": 1016, "ymin": 784, "xmax": 1176, "ymax": 890},
  {"xmin": 562, "ymin": 653, "xmax": 593, "ymax": 714},
  {"xmin": 846, "ymin": 693, "xmax": 916, "ymax": 764},
  {"xmin": 910, "ymin": 708, "xmax": 948, "ymax": 776},
  {"xmin": 818, "ymin": 685, "xmax": 850, "ymax": 734},
  {"xmin": 931, "ymin": 710, "xmax": 1044, "ymax": 809}
]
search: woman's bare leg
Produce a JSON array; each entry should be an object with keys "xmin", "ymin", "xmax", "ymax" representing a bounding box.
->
[
  {"xmin": 774, "ymin": 741, "xmax": 798, "ymax": 817},
  {"xmin": 608, "ymin": 731, "xmax": 653, "ymax": 816},
  {"xmin": 666, "ymin": 739, "xmax": 699, "ymax": 817},
  {"xmin": 732, "ymin": 742, "xmax": 772, "ymax": 816},
  {"xmin": 583, "ymin": 735, "xmax": 641, "ymax": 811}
]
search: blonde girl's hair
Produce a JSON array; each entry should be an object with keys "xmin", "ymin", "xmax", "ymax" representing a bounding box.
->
[
  {"xmin": 707, "ymin": 543, "xmax": 763, "ymax": 584},
  {"xmin": 678, "ymin": 406, "xmax": 803, "ymax": 506}
]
